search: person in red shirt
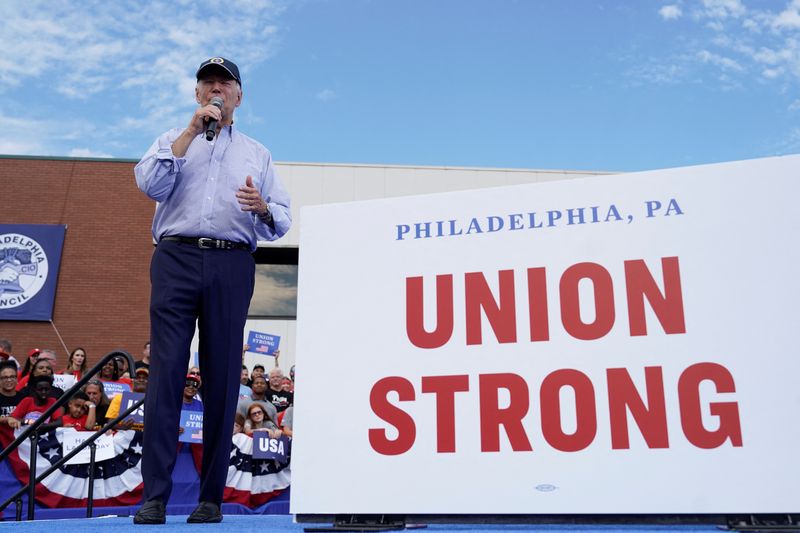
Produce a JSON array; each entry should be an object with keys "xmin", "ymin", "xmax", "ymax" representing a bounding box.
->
[
  {"xmin": 16, "ymin": 358, "xmax": 64, "ymax": 398},
  {"xmin": 60, "ymin": 390, "xmax": 97, "ymax": 431},
  {"xmin": 8, "ymin": 375, "xmax": 62, "ymax": 429},
  {"xmin": 61, "ymin": 347, "xmax": 88, "ymax": 380}
]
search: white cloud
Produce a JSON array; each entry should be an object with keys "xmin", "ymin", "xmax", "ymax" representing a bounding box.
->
[
  {"xmin": 652, "ymin": 1, "xmax": 800, "ymax": 87},
  {"xmin": 773, "ymin": 0, "xmax": 800, "ymax": 30},
  {"xmin": 742, "ymin": 18, "xmax": 760, "ymax": 32},
  {"xmin": 0, "ymin": 140, "xmax": 44, "ymax": 155},
  {"xmin": 0, "ymin": 114, "xmax": 56, "ymax": 156},
  {"xmin": 315, "ymin": 89, "xmax": 337, "ymax": 102},
  {"xmin": 701, "ymin": 0, "xmax": 746, "ymax": 20},
  {"xmin": 660, "ymin": 5, "xmax": 683, "ymax": 20},
  {"xmin": 68, "ymin": 148, "xmax": 113, "ymax": 158},
  {"xmin": 789, "ymin": 99, "xmax": 800, "ymax": 110},
  {"xmin": 0, "ymin": 0, "xmax": 285, "ymax": 156},
  {"xmin": 697, "ymin": 49, "xmax": 744, "ymax": 70},
  {"xmin": 771, "ymin": 127, "xmax": 800, "ymax": 155},
  {"xmin": 626, "ymin": 62, "xmax": 688, "ymax": 85}
]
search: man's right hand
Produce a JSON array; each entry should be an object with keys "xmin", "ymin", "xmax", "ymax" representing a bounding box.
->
[
  {"xmin": 172, "ymin": 104, "xmax": 223, "ymax": 158},
  {"xmin": 186, "ymin": 103, "xmax": 223, "ymax": 137}
]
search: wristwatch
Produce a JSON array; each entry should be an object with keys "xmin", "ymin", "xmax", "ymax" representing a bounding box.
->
[{"xmin": 258, "ymin": 205, "xmax": 273, "ymax": 224}]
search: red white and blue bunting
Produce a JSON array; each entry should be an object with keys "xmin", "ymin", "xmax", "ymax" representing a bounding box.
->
[
  {"xmin": 0, "ymin": 428, "xmax": 289, "ymax": 509},
  {"xmin": 224, "ymin": 433, "xmax": 291, "ymax": 507}
]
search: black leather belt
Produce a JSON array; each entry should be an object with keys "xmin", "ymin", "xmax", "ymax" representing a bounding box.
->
[{"xmin": 161, "ymin": 236, "xmax": 249, "ymax": 250}]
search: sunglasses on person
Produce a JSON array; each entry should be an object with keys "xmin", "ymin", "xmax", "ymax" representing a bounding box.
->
[{"xmin": 185, "ymin": 380, "xmax": 200, "ymax": 388}]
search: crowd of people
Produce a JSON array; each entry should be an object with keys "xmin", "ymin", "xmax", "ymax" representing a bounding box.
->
[{"xmin": 0, "ymin": 338, "xmax": 295, "ymax": 441}]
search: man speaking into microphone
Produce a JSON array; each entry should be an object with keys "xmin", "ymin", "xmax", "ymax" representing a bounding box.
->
[{"xmin": 133, "ymin": 57, "xmax": 291, "ymax": 524}]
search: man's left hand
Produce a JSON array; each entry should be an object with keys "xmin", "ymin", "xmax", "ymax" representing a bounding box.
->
[{"xmin": 236, "ymin": 176, "xmax": 268, "ymax": 216}]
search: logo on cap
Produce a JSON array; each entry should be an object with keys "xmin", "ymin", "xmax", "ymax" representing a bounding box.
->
[{"xmin": 210, "ymin": 57, "xmax": 224, "ymax": 64}]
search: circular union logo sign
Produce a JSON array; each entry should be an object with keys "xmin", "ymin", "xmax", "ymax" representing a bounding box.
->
[{"xmin": 0, "ymin": 233, "xmax": 49, "ymax": 310}]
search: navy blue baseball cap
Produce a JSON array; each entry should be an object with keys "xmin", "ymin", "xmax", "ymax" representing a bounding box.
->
[{"xmin": 196, "ymin": 57, "xmax": 241, "ymax": 85}]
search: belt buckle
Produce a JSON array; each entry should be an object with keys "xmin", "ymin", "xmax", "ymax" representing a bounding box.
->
[{"xmin": 197, "ymin": 238, "xmax": 215, "ymax": 249}]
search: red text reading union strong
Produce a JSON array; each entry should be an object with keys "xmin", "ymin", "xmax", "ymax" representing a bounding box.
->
[{"xmin": 406, "ymin": 256, "xmax": 685, "ymax": 347}]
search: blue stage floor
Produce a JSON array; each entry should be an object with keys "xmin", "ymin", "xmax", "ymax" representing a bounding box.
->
[{"xmin": 0, "ymin": 514, "xmax": 727, "ymax": 533}]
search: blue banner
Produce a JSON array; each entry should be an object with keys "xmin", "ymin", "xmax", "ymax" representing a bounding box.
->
[
  {"xmin": 102, "ymin": 381, "xmax": 132, "ymax": 397},
  {"xmin": 120, "ymin": 391, "xmax": 145, "ymax": 424},
  {"xmin": 252, "ymin": 435, "xmax": 291, "ymax": 462},
  {"xmin": 0, "ymin": 224, "xmax": 66, "ymax": 321},
  {"xmin": 246, "ymin": 330, "xmax": 281, "ymax": 355},
  {"xmin": 179, "ymin": 410, "xmax": 203, "ymax": 443}
]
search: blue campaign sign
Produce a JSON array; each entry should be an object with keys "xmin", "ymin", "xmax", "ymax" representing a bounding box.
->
[
  {"xmin": 120, "ymin": 391, "xmax": 145, "ymax": 424},
  {"xmin": 252, "ymin": 434, "xmax": 291, "ymax": 462},
  {"xmin": 179, "ymin": 410, "xmax": 203, "ymax": 443},
  {"xmin": 0, "ymin": 224, "xmax": 66, "ymax": 321},
  {"xmin": 246, "ymin": 330, "xmax": 281, "ymax": 356},
  {"xmin": 103, "ymin": 381, "xmax": 132, "ymax": 397}
]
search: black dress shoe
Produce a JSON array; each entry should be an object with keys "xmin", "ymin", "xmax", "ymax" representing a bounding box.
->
[
  {"xmin": 134, "ymin": 499, "xmax": 166, "ymax": 524},
  {"xmin": 187, "ymin": 501, "xmax": 223, "ymax": 523}
]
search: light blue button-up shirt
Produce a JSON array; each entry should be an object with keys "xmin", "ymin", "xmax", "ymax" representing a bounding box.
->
[{"xmin": 134, "ymin": 125, "xmax": 291, "ymax": 251}]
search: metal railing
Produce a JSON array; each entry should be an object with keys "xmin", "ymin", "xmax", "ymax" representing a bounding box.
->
[{"xmin": 0, "ymin": 349, "xmax": 138, "ymax": 521}]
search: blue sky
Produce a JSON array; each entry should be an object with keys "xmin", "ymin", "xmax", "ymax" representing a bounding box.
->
[{"xmin": 1, "ymin": 0, "xmax": 798, "ymax": 172}]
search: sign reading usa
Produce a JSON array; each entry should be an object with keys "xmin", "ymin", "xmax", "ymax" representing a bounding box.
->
[{"xmin": 291, "ymin": 156, "xmax": 800, "ymax": 515}]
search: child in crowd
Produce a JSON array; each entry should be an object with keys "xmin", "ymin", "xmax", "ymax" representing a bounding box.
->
[
  {"xmin": 7, "ymin": 375, "xmax": 62, "ymax": 429},
  {"xmin": 233, "ymin": 412, "xmax": 245, "ymax": 435},
  {"xmin": 61, "ymin": 390, "xmax": 97, "ymax": 431}
]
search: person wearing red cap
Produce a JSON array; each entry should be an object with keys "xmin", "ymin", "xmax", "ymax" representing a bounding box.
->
[
  {"xmin": 182, "ymin": 373, "xmax": 203, "ymax": 411},
  {"xmin": 18, "ymin": 348, "xmax": 42, "ymax": 381},
  {"xmin": 133, "ymin": 57, "xmax": 291, "ymax": 525}
]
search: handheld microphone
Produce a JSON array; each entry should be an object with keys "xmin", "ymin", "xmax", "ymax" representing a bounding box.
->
[{"xmin": 205, "ymin": 97, "xmax": 224, "ymax": 141}]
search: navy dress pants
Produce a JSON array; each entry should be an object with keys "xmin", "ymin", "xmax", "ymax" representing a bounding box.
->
[{"xmin": 142, "ymin": 239, "xmax": 254, "ymax": 504}]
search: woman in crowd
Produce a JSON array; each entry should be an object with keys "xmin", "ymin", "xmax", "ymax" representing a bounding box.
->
[
  {"xmin": 116, "ymin": 355, "xmax": 132, "ymax": 379},
  {"xmin": 17, "ymin": 349, "xmax": 40, "ymax": 380},
  {"xmin": 243, "ymin": 403, "xmax": 282, "ymax": 438},
  {"xmin": 62, "ymin": 347, "xmax": 88, "ymax": 379},
  {"xmin": 84, "ymin": 380, "xmax": 112, "ymax": 428},
  {"xmin": 17, "ymin": 358, "xmax": 64, "ymax": 398},
  {"xmin": 99, "ymin": 357, "xmax": 133, "ymax": 389}
]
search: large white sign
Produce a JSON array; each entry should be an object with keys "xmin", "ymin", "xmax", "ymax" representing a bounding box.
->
[
  {"xmin": 60, "ymin": 429, "xmax": 115, "ymax": 465},
  {"xmin": 291, "ymin": 156, "xmax": 800, "ymax": 514}
]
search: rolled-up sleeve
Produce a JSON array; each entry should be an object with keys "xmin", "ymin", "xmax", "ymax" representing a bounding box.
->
[
  {"xmin": 134, "ymin": 129, "xmax": 187, "ymax": 202},
  {"xmin": 254, "ymin": 150, "xmax": 292, "ymax": 241}
]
